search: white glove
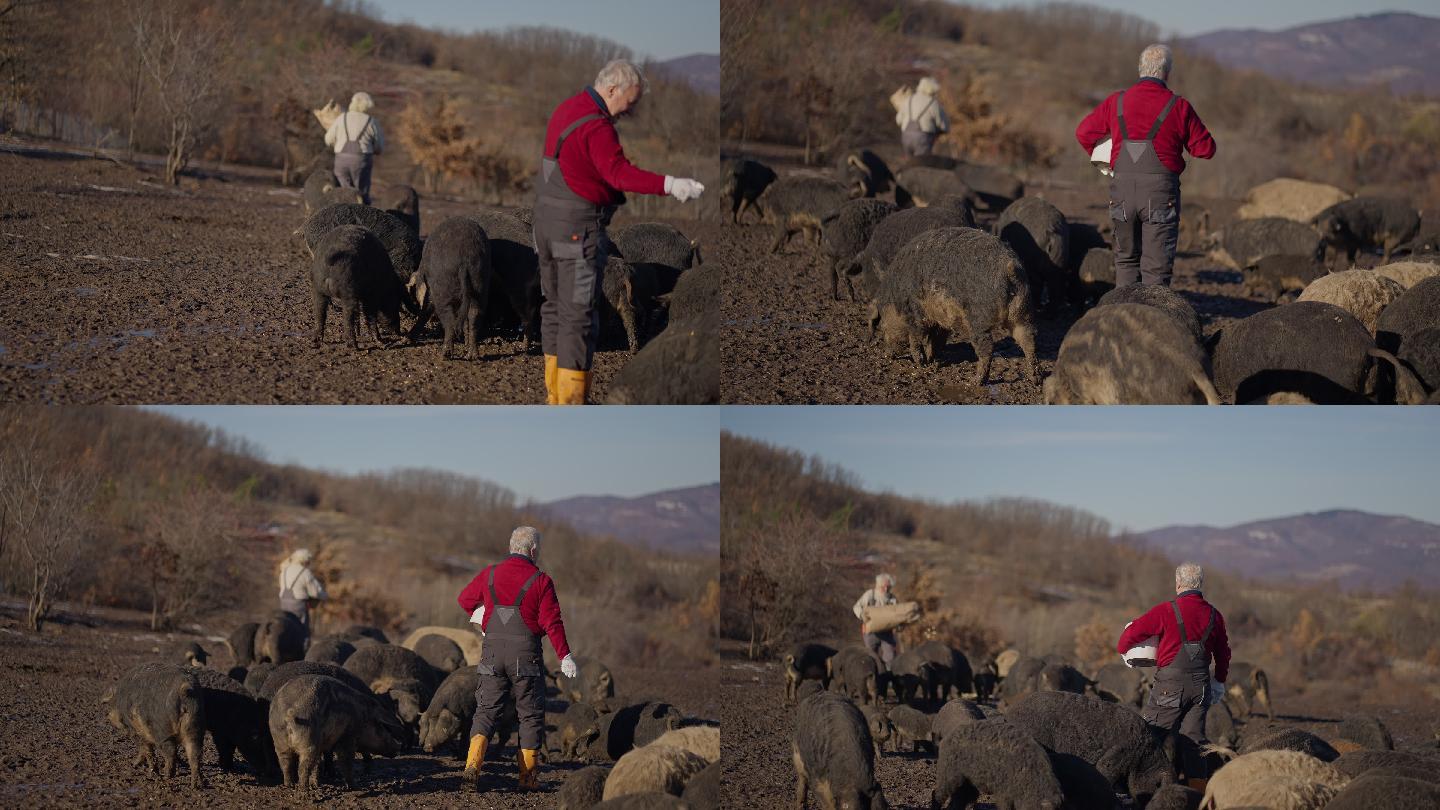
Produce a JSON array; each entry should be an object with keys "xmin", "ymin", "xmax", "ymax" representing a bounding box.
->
[
  {"xmin": 664, "ymin": 176, "xmax": 705, "ymax": 203},
  {"xmin": 560, "ymin": 654, "xmax": 578, "ymax": 679}
]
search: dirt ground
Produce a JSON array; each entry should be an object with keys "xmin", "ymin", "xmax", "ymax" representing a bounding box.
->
[
  {"xmin": 0, "ymin": 601, "xmax": 720, "ymax": 808},
  {"xmin": 719, "ymin": 153, "xmax": 1312, "ymax": 404},
  {"xmin": 719, "ymin": 639, "xmax": 1440, "ymax": 810},
  {"xmin": 0, "ymin": 144, "xmax": 716, "ymax": 404}
]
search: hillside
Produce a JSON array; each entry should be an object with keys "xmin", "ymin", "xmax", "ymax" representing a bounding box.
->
[
  {"xmin": 1140, "ymin": 509, "xmax": 1440, "ymax": 590},
  {"xmin": 656, "ymin": 53, "xmax": 721, "ymax": 95},
  {"xmin": 1186, "ymin": 11, "xmax": 1440, "ymax": 97},
  {"xmin": 541, "ymin": 483, "xmax": 720, "ymax": 556}
]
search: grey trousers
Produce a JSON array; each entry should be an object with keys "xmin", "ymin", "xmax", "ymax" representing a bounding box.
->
[
  {"xmin": 1109, "ymin": 173, "xmax": 1180, "ymax": 287},
  {"xmin": 471, "ymin": 637, "xmax": 545, "ymax": 750},
  {"xmin": 1142, "ymin": 670, "xmax": 1210, "ymax": 779},
  {"xmin": 334, "ymin": 153, "xmax": 373, "ymax": 205},
  {"xmin": 535, "ymin": 213, "xmax": 607, "ymax": 371},
  {"xmin": 901, "ymin": 128, "xmax": 935, "ymax": 157},
  {"xmin": 863, "ymin": 630, "xmax": 897, "ymax": 670}
]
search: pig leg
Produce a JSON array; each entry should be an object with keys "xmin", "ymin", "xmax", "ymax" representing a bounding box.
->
[
  {"xmin": 769, "ymin": 224, "xmax": 791, "ymax": 254},
  {"xmin": 341, "ymin": 304, "xmax": 359, "ymax": 350},
  {"xmin": 159, "ymin": 739, "xmax": 178, "ymax": 777},
  {"xmin": 440, "ymin": 307, "xmax": 456, "ymax": 359},
  {"xmin": 335, "ymin": 743, "xmax": 356, "ymax": 788},
  {"xmin": 622, "ymin": 307, "xmax": 639, "ymax": 354},
  {"xmin": 298, "ymin": 749, "xmax": 318, "ymax": 792},
  {"xmin": 968, "ymin": 316, "xmax": 995, "ymax": 385},
  {"xmin": 183, "ymin": 732, "xmax": 205, "ymax": 788},
  {"xmin": 279, "ymin": 749, "xmax": 297, "ymax": 787},
  {"xmin": 311, "ymin": 290, "xmax": 328, "ymax": 347},
  {"xmin": 466, "ymin": 288, "xmax": 484, "ymax": 361},
  {"xmin": 1011, "ymin": 318, "xmax": 1038, "ymax": 382},
  {"xmin": 792, "ymin": 746, "xmax": 809, "ymax": 810}
]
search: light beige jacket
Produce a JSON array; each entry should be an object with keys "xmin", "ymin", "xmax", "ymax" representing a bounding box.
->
[
  {"xmin": 853, "ymin": 588, "xmax": 898, "ymax": 621},
  {"xmin": 278, "ymin": 562, "xmax": 327, "ymax": 601},
  {"xmin": 324, "ymin": 111, "xmax": 385, "ymax": 155},
  {"xmin": 895, "ymin": 91, "xmax": 949, "ymax": 135}
]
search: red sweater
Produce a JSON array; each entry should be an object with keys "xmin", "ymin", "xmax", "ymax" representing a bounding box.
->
[
  {"xmin": 1116, "ymin": 590, "xmax": 1230, "ymax": 682},
  {"xmin": 457, "ymin": 554, "xmax": 570, "ymax": 660},
  {"xmin": 543, "ymin": 87, "xmax": 667, "ymax": 206},
  {"xmin": 1075, "ymin": 78, "xmax": 1216, "ymax": 175}
]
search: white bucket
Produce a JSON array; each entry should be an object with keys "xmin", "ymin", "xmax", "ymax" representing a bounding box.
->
[
  {"xmin": 1121, "ymin": 620, "xmax": 1158, "ymax": 668},
  {"xmin": 1091, "ymin": 138, "xmax": 1114, "ymax": 177}
]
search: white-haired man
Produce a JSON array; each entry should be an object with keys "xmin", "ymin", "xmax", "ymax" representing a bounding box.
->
[
  {"xmin": 455, "ymin": 526, "xmax": 574, "ymax": 791},
  {"xmin": 324, "ymin": 91, "xmax": 384, "ymax": 204},
  {"xmin": 853, "ymin": 573, "xmax": 900, "ymax": 669},
  {"xmin": 1076, "ymin": 44, "xmax": 1215, "ymax": 287},
  {"xmin": 1116, "ymin": 562, "xmax": 1231, "ymax": 792},
  {"xmin": 277, "ymin": 548, "xmax": 327, "ymax": 633},
  {"xmin": 534, "ymin": 59, "xmax": 705, "ymax": 405},
  {"xmin": 895, "ymin": 76, "xmax": 949, "ymax": 157}
]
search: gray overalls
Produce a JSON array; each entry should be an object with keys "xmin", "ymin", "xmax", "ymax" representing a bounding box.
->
[
  {"xmin": 470, "ymin": 562, "xmax": 546, "ymax": 751},
  {"xmin": 334, "ymin": 113, "xmax": 375, "ymax": 205},
  {"xmin": 901, "ymin": 96, "xmax": 938, "ymax": 157},
  {"xmin": 534, "ymin": 95, "xmax": 617, "ymax": 372},
  {"xmin": 1109, "ymin": 91, "xmax": 1181, "ymax": 287},
  {"xmin": 278, "ymin": 568, "xmax": 312, "ymax": 635},
  {"xmin": 1142, "ymin": 598, "xmax": 1215, "ymax": 780}
]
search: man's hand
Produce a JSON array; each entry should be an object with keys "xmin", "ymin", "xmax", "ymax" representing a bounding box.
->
[
  {"xmin": 560, "ymin": 654, "xmax": 578, "ymax": 679},
  {"xmin": 861, "ymin": 623, "xmax": 868, "ymax": 636},
  {"xmin": 1207, "ymin": 678, "xmax": 1224, "ymax": 706},
  {"xmin": 664, "ymin": 176, "xmax": 705, "ymax": 203}
]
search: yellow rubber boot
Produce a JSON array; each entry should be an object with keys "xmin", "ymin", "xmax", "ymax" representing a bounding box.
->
[
  {"xmin": 517, "ymin": 748, "xmax": 541, "ymax": 789},
  {"xmin": 543, "ymin": 354, "xmax": 559, "ymax": 405},
  {"xmin": 461, "ymin": 735, "xmax": 488, "ymax": 791},
  {"xmin": 556, "ymin": 368, "xmax": 589, "ymax": 405}
]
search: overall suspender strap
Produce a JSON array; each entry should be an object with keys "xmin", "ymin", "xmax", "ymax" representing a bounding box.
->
[
  {"xmin": 487, "ymin": 566, "xmax": 544, "ymax": 608},
  {"xmin": 553, "ymin": 114, "xmax": 603, "ymax": 159},
  {"xmin": 1201, "ymin": 606, "xmax": 1215, "ymax": 642},
  {"xmin": 1147, "ymin": 95, "xmax": 1179, "ymax": 139},
  {"xmin": 512, "ymin": 570, "xmax": 543, "ymax": 607},
  {"xmin": 1171, "ymin": 599, "xmax": 1187, "ymax": 640},
  {"xmin": 1117, "ymin": 91, "xmax": 1127, "ymax": 140}
]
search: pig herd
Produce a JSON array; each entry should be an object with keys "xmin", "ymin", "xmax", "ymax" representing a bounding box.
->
[
  {"xmin": 781, "ymin": 638, "xmax": 1440, "ymax": 809},
  {"xmin": 298, "ymin": 167, "xmax": 717, "ymax": 404},
  {"xmin": 724, "ymin": 151, "xmax": 1440, "ymax": 404},
  {"xmin": 101, "ymin": 612, "xmax": 718, "ymax": 808}
]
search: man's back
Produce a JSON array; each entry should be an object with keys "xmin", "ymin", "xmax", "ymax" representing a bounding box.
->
[
  {"xmin": 1076, "ymin": 79, "xmax": 1215, "ymax": 175},
  {"xmin": 1118, "ymin": 590, "xmax": 1230, "ymax": 681}
]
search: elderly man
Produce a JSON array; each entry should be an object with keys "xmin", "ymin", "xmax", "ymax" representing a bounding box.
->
[
  {"xmin": 1117, "ymin": 562, "xmax": 1231, "ymax": 792},
  {"xmin": 895, "ymin": 76, "xmax": 949, "ymax": 157},
  {"xmin": 1076, "ymin": 44, "xmax": 1215, "ymax": 287},
  {"xmin": 534, "ymin": 59, "xmax": 705, "ymax": 405},
  {"xmin": 277, "ymin": 548, "xmax": 327, "ymax": 636},
  {"xmin": 324, "ymin": 91, "xmax": 384, "ymax": 205},
  {"xmin": 455, "ymin": 527, "xmax": 575, "ymax": 791},
  {"xmin": 852, "ymin": 573, "xmax": 900, "ymax": 669}
]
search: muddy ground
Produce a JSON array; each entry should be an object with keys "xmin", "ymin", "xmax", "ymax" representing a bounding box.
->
[
  {"xmin": 0, "ymin": 144, "xmax": 716, "ymax": 403},
  {"xmin": 719, "ymin": 151, "xmax": 1369, "ymax": 404},
  {"xmin": 719, "ymin": 639, "xmax": 1440, "ymax": 810},
  {"xmin": 0, "ymin": 601, "xmax": 719, "ymax": 808}
]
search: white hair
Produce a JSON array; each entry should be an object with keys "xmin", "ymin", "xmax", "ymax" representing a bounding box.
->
[
  {"xmin": 349, "ymin": 92, "xmax": 375, "ymax": 114},
  {"xmin": 1175, "ymin": 562, "xmax": 1203, "ymax": 591},
  {"xmin": 875, "ymin": 573, "xmax": 894, "ymax": 588},
  {"xmin": 1139, "ymin": 44, "xmax": 1173, "ymax": 80},
  {"xmin": 594, "ymin": 59, "xmax": 649, "ymax": 94},
  {"xmin": 288, "ymin": 548, "xmax": 312, "ymax": 565},
  {"xmin": 510, "ymin": 526, "xmax": 541, "ymax": 556},
  {"xmin": 916, "ymin": 76, "xmax": 940, "ymax": 96}
]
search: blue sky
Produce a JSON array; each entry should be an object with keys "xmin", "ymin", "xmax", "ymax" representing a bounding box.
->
[
  {"xmin": 365, "ymin": 0, "xmax": 718, "ymax": 61},
  {"xmin": 722, "ymin": 407, "xmax": 1440, "ymax": 533},
  {"xmin": 143, "ymin": 406, "xmax": 718, "ymax": 503},
  {"xmin": 959, "ymin": 1, "xmax": 1437, "ymax": 36}
]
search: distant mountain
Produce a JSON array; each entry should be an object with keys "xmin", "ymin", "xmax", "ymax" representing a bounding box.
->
[
  {"xmin": 1184, "ymin": 12, "xmax": 1440, "ymax": 97},
  {"xmin": 654, "ymin": 53, "xmax": 720, "ymax": 95},
  {"xmin": 1138, "ymin": 509, "xmax": 1440, "ymax": 590},
  {"xmin": 540, "ymin": 483, "xmax": 719, "ymax": 556}
]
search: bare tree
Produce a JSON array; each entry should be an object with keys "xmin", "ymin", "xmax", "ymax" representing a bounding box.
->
[
  {"xmin": 0, "ymin": 430, "xmax": 96, "ymax": 632},
  {"xmin": 139, "ymin": 483, "xmax": 238, "ymax": 629},
  {"xmin": 127, "ymin": 0, "xmax": 236, "ymax": 184}
]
